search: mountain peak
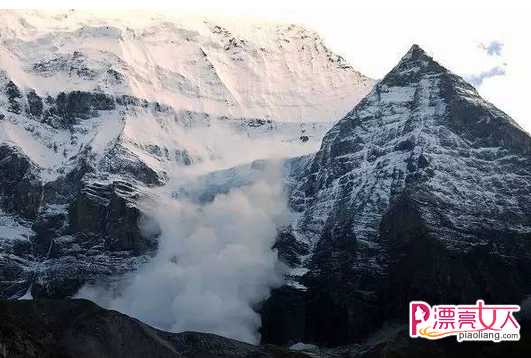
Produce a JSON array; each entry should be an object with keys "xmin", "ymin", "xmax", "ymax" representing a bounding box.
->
[
  {"xmin": 402, "ymin": 44, "xmax": 434, "ymax": 64},
  {"xmin": 404, "ymin": 43, "xmax": 429, "ymax": 59},
  {"xmin": 381, "ymin": 44, "xmax": 447, "ymax": 87},
  {"xmin": 285, "ymin": 42, "xmax": 531, "ymax": 347},
  {"xmin": 403, "ymin": 43, "xmax": 427, "ymax": 59}
]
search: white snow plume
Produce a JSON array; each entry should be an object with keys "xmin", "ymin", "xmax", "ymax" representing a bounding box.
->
[{"xmin": 78, "ymin": 161, "xmax": 289, "ymax": 344}]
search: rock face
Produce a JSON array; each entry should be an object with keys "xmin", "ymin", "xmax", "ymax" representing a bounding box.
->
[
  {"xmin": 0, "ymin": 145, "xmax": 42, "ymax": 219},
  {"xmin": 0, "ymin": 91, "xmax": 163, "ymax": 298},
  {"xmin": 0, "ymin": 299, "xmax": 308, "ymax": 358},
  {"xmin": 261, "ymin": 45, "xmax": 531, "ymax": 346}
]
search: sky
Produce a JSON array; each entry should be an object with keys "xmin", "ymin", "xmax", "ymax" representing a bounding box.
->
[{"xmin": 4, "ymin": 0, "xmax": 531, "ymax": 132}]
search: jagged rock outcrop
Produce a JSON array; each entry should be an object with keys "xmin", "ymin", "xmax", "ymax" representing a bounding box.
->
[
  {"xmin": 0, "ymin": 145, "xmax": 43, "ymax": 219},
  {"xmin": 28, "ymin": 178, "xmax": 160, "ymax": 298},
  {"xmin": 43, "ymin": 91, "xmax": 115, "ymax": 128},
  {"xmin": 261, "ymin": 45, "xmax": 531, "ymax": 346}
]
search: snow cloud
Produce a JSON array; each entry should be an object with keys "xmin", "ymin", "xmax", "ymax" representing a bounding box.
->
[
  {"xmin": 77, "ymin": 140, "xmax": 291, "ymax": 343},
  {"xmin": 479, "ymin": 41, "xmax": 504, "ymax": 56},
  {"xmin": 74, "ymin": 101, "xmax": 323, "ymax": 343},
  {"xmin": 466, "ymin": 65, "xmax": 507, "ymax": 87}
]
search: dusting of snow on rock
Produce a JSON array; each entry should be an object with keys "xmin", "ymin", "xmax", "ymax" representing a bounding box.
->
[{"xmin": 282, "ymin": 44, "xmax": 531, "ymax": 288}]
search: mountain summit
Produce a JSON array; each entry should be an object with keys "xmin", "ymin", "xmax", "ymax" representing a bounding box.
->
[{"xmin": 262, "ymin": 44, "xmax": 531, "ymax": 346}]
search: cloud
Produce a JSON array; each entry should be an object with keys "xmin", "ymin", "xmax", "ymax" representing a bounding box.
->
[
  {"xmin": 73, "ymin": 102, "xmax": 325, "ymax": 344},
  {"xmin": 479, "ymin": 41, "xmax": 504, "ymax": 56},
  {"xmin": 77, "ymin": 160, "xmax": 289, "ymax": 344},
  {"xmin": 466, "ymin": 65, "xmax": 506, "ymax": 87},
  {"xmin": 467, "ymin": 41, "xmax": 507, "ymax": 88}
]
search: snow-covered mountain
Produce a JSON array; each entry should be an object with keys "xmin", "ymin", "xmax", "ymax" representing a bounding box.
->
[
  {"xmin": 0, "ymin": 9, "xmax": 374, "ymax": 184},
  {"xmin": 1, "ymin": 9, "xmax": 530, "ymax": 352},
  {"xmin": 129, "ymin": 44, "xmax": 531, "ymax": 347},
  {"xmin": 0, "ymin": 10, "xmax": 374, "ymax": 300},
  {"xmin": 0, "ymin": 10, "xmax": 372, "ymax": 123},
  {"xmin": 260, "ymin": 45, "xmax": 531, "ymax": 346}
]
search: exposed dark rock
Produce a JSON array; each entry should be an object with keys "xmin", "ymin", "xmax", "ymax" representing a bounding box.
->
[
  {"xmin": 0, "ymin": 145, "xmax": 42, "ymax": 219},
  {"xmin": 440, "ymin": 74, "xmax": 531, "ymax": 155},
  {"xmin": 379, "ymin": 190, "xmax": 531, "ymax": 319},
  {"xmin": 5, "ymin": 81, "xmax": 22, "ymax": 114},
  {"xmin": 319, "ymin": 323, "xmax": 531, "ymax": 358},
  {"xmin": 26, "ymin": 90, "xmax": 43, "ymax": 118},
  {"xmin": 115, "ymin": 95, "xmax": 149, "ymax": 108},
  {"xmin": 0, "ymin": 86, "xmax": 169, "ymax": 297},
  {"xmin": 5, "ymin": 81, "xmax": 21, "ymax": 99},
  {"xmin": 68, "ymin": 180, "xmax": 158, "ymax": 254},
  {"xmin": 273, "ymin": 231, "xmax": 310, "ymax": 267},
  {"xmin": 41, "ymin": 160, "xmax": 92, "ymax": 205},
  {"xmin": 175, "ymin": 149, "xmax": 193, "ymax": 166},
  {"xmin": 0, "ymin": 142, "xmax": 160, "ymax": 299},
  {"xmin": 0, "ymin": 299, "xmax": 308, "ymax": 358},
  {"xmin": 0, "ymin": 253, "xmax": 33, "ymax": 299},
  {"xmin": 106, "ymin": 68, "xmax": 124, "ymax": 82},
  {"xmin": 43, "ymin": 91, "xmax": 115, "ymax": 128},
  {"xmin": 259, "ymin": 286, "xmax": 307, "ymax": 346},
  {"xmin": 32, "ymin": 52, "xmax": 97, "ymax": 80},
  {"xmin": 99, "ymin": 145, "xmax": 166, "ymax": 186},
  {"xmin": 31, "ymin": 211, "xmax": 67, "ymax": 256},
  {"xmin": 55, "ymin": 91, "xmax": 115, "ymax": 120}
]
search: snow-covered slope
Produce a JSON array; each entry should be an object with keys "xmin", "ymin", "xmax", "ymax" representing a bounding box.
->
[
  {"xmin": 0, "ymin": 9, "xmax": 374, "ymax": 184},
  {"xmin": 0, "ymin": 9, "xmax": 373, "ymax": 123}
]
